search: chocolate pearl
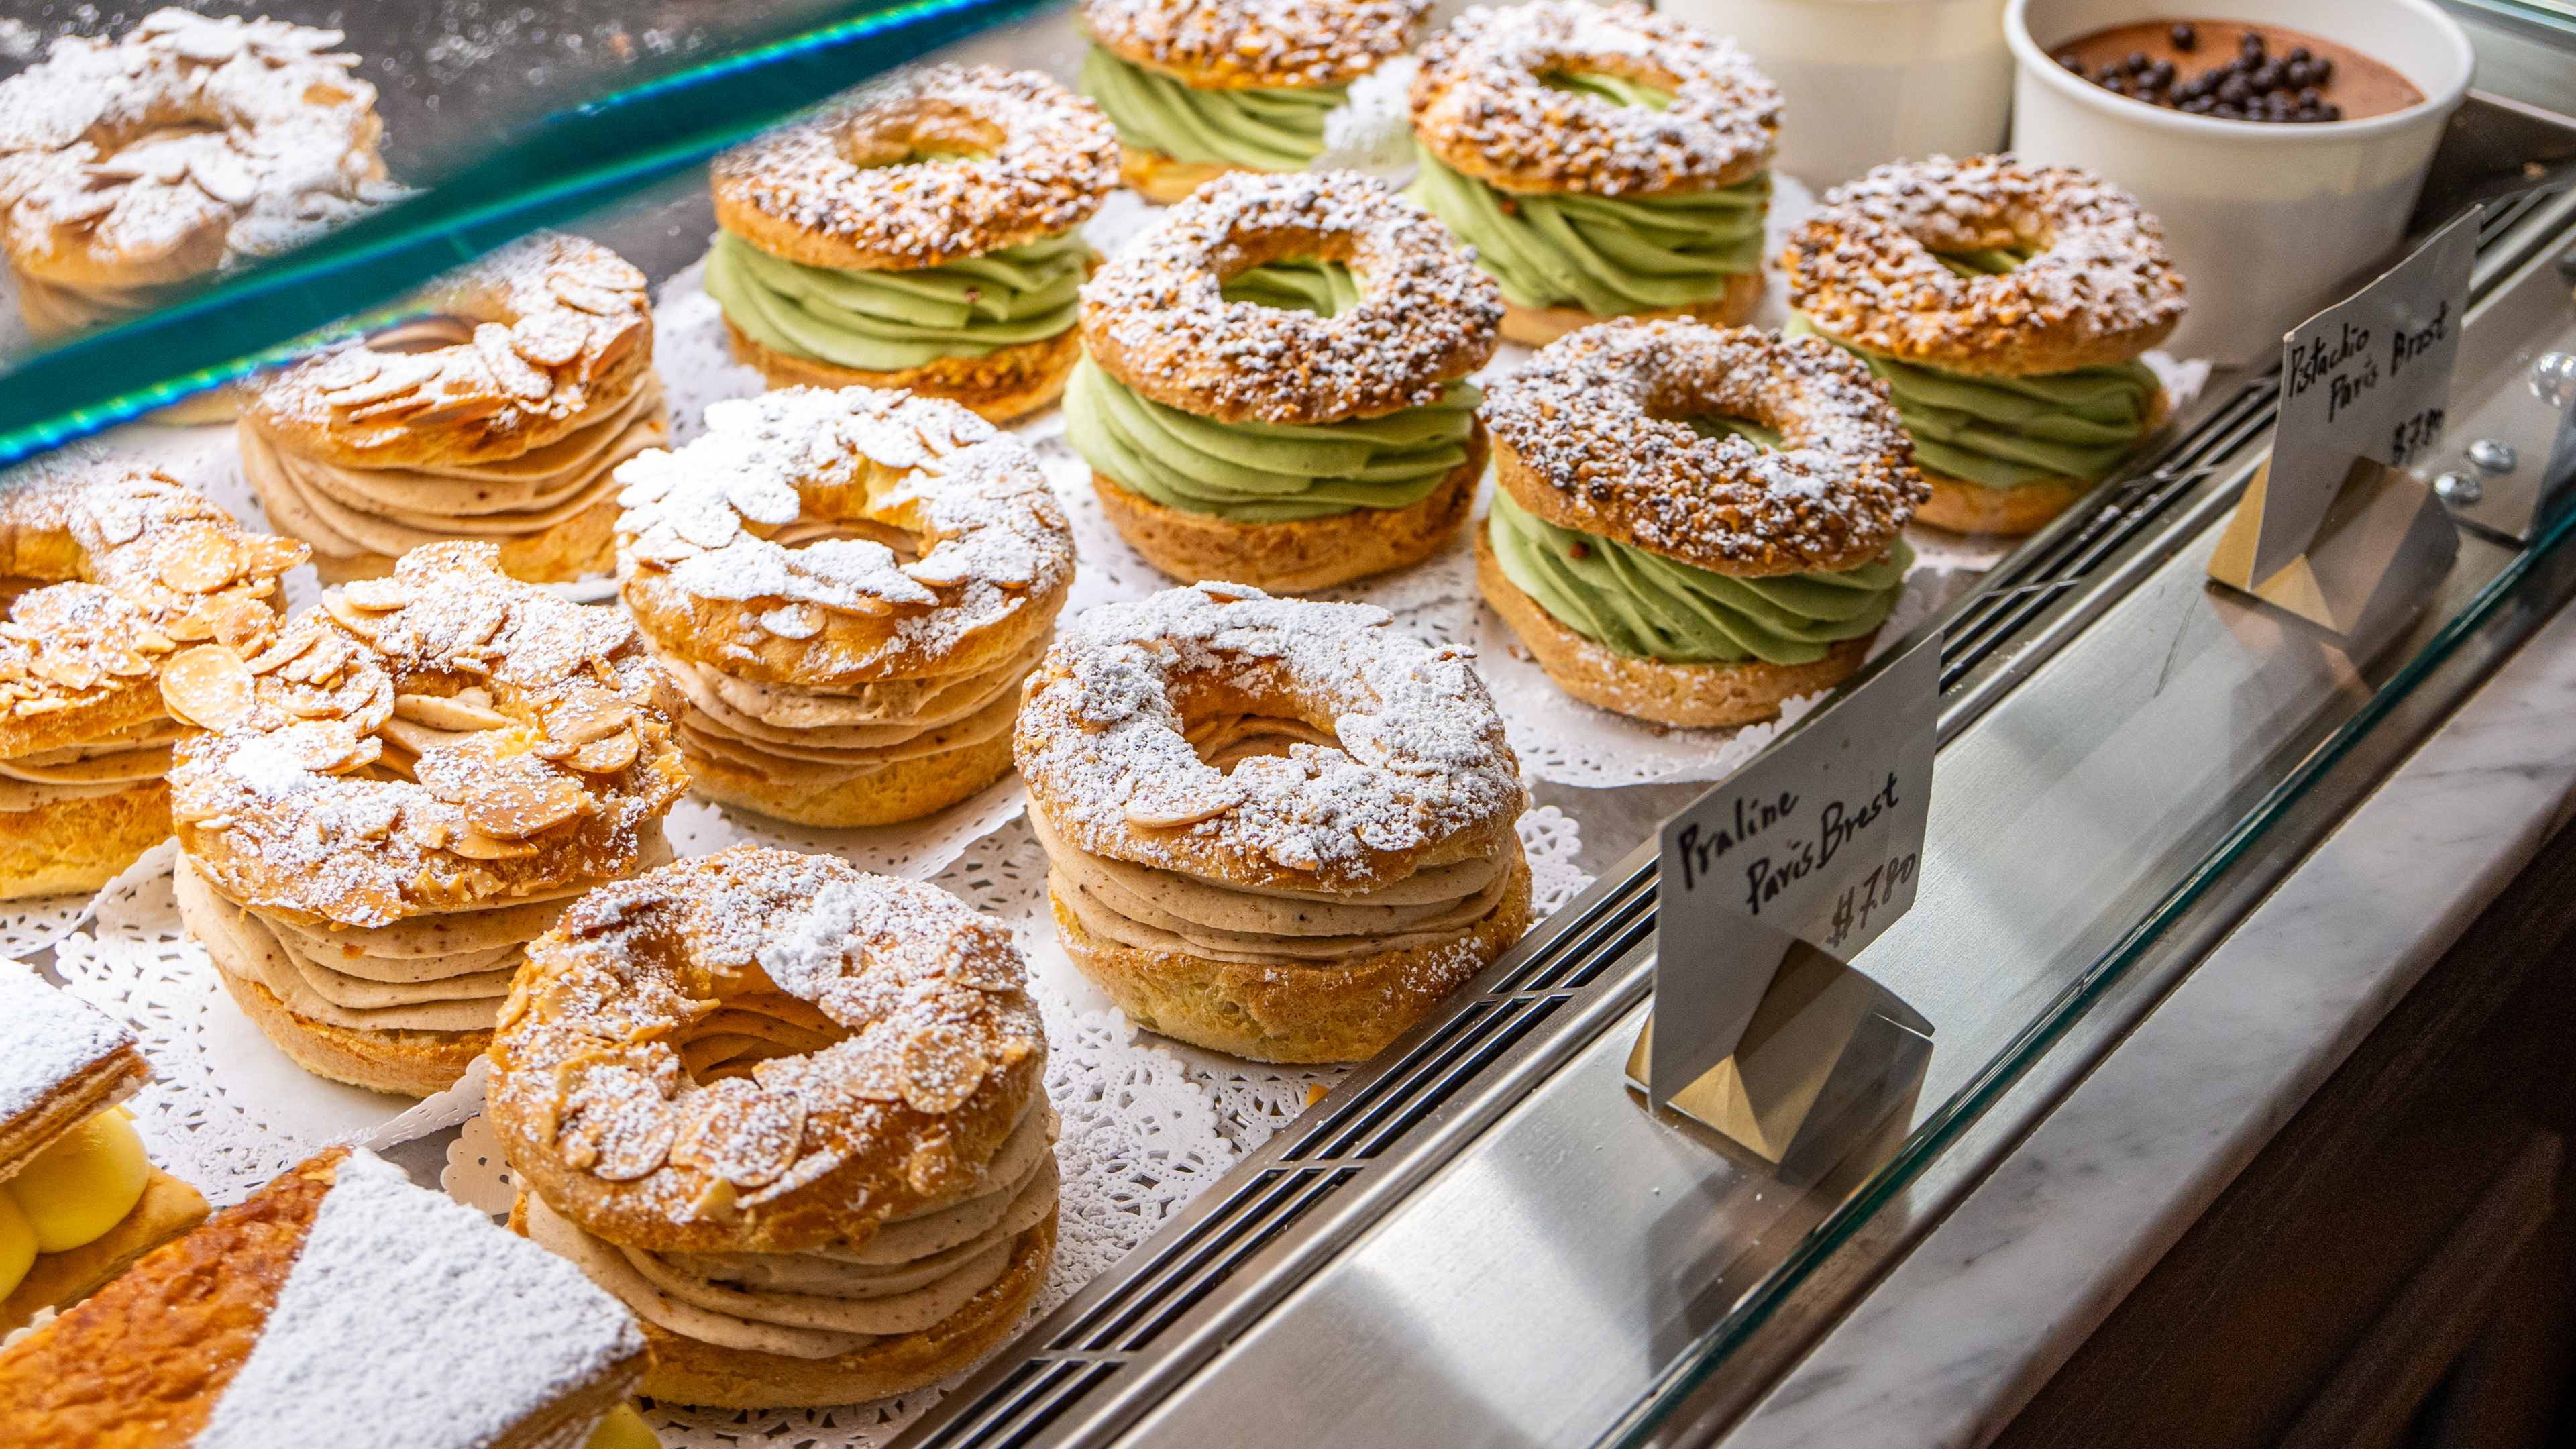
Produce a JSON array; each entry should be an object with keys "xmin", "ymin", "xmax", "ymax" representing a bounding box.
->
[
  {"xmin": 2249, "ymin": 62, "xmax": 2283, "ymax": 90},
  {"xmin": 2240, "ymin": 30, "xmax": 2267, "ymax": 58},
  {"xmin": 2320, "ymin": 101, "xmax": 2343, "ymax": 121},
  {"xmin": 2312, "ymin": 56, "xmax": 2334, "ymax": 83},
  {"xmin": 2295, "ymin": 105, "xmax": 2323, "ymax": 123},
  {"xmin": 2057, "ymin": 50, "xmax": 2084, "ymax": 72},
  {"xmin": 2100, "ymin": 74, "xmax": 2127, "ymax": 95},
  {"xmin": 2148, "ymin": 60, "xmax": 2177, "ymax": 88},
  {"xmin": 2124, "ymin": 49, "xmax": 2151, "ymax": 74},
  {"xmin": 2287, "ymin": 45, "xmax": 2313, "ymax": 64},
  {"xmin": 2096, "ymin": 62, "xmax": 2125, "ymax": 83},
  {"xmin": 2218, "ymin": 74, "xmax": 2252, "ymax": 104},
  {"xmin": 2182, "ymin": 95, "xmax": 2216, "ymax": 114},
  {"xmin": 2170, "ymin": 21, "xmax": 2198, "ymax": 50},
  {"xmin": 2297, "ymin": 85, "xmax": 2322, "ymax": 107},
  {"xmin": 2212, "ymin": 102, "xmax": 2243, "ymax": 119}
]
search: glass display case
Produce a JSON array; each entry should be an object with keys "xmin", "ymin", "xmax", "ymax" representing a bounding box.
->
[{"xmin": 3, "ymin": 1, "xmax": 2575, "ymax": 1446}]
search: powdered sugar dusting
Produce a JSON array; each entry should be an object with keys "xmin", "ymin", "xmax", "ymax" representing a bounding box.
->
[
  {"xmin": 1781, "ymin": 154, "xmax": 2188, "ymax": 374},
  {"xmin": 1081, "ymin": 0, "xmax": 1424, "ymax": 88},
  {"xmin": 616, "ymin": 386, "xmax": 1074, "ymax": 674},
  {"xmin": 0, "ymin": 965, "xmax": 136, "ymax": 1138},
  {"xmin": 1411, "ymin": 1, "xmax": 1777, "ymax": 195},
  {"xmin": 1081, "ymin": 170, "xmax": 1500, "ymax": 426},
  {"xmin": 714, "ymin": 64, "xmax": 1116, "ymax": 269},
  {"xmin": 1015, "ymin": 584, "xmax": 1523, "ymax": 889},
  {"xmin": 193, "ymin": 1149, "xmax": 643, "ymax": 1449},
  {"xmin": 0, "ymin": 9, "xmax": 391, "ymax": 282},
  {"xmin": 1482, "ymin": 319, "xmax": 1925, "ymax": 572}
]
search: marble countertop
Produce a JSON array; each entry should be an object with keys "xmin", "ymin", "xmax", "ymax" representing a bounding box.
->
[{"xmin": 1725, "ymin": 600, "xmax": 2576, "ymax": 1448}]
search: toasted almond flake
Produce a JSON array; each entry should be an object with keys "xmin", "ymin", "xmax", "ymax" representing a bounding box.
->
[{"xmin": 160, "ymin": 645, "xmax": 256, "ymax": 729}]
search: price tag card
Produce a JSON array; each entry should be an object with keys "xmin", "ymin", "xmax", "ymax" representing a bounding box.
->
[
  {"xmin": 2210, "ymin": 209, "xmax": 2475, "ymax": 638},
  {"xmin": 2257, "ymin": 207, "xmax": 2475, "ymax": 581},
  {"xmin": 1644, "ymin": 631, "xmax": 1937, "ymax": 1112}
]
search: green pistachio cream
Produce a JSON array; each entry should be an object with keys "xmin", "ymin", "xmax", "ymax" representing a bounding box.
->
[
  {"xmin": 1784, "ymin": 246, "xmax": 2161, "ymax": 492},
  {"xmin": 1079, "ymin": 44, "xmax": 1341, "ymax": 172},
  {"xmin": 1063, "ymin": 260, "xmax": 1481, "ymax": 523},
  {"xmin": 704, "ymin": 227, "xmax": 1091, "ymax": 374},
  {"xmin": 1487, "ymin": 488, "xmax": 1913, "ymax": 667},
  {"xmin": 1409, "ymin": 72, "xmax": 1768, "ymax": 317}
]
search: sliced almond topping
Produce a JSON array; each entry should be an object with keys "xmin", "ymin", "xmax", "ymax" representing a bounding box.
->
[
  {"xmin": 338, "ymin": 576, "xmax": 413, "ymax": 612},
  {"xmin": 671, "ymin": 1079, "xmax": 806, "ymax": 1189},
  {"xmin": 549, "ymin": 275, "xmax": 625, "ymax": 316},
  {"xmin": 445, "ymin": 828, "xmax": 538, "ymax": 860},
  {"xmin": 474, "ymin": 322, "xmax": 553, "ymax": 402},
  {"xmin": 31, "ymin": 651, "xmax": 103, "ymax": 692},
  {"xmin": 508, "ymin": 311, "xmax": 588, "ymax": 368},
  {"xmin": 396, "ymin": 692, "xmax": 511, "ymax": 732},
  {"xmin": 1124, "ymin": 780, "xmax": 1246, "ymax": 829},
  {"xmin": 757, "ymin": 604, "xmax": 824, "ymax": 640},
  {"xmin": 543, "ymin": 688, "xmax": 632, "ymax": 745},
  {"xmin": 404, "ymin": 393, "xmax": 509, "ymax": 428},
  {"xmin": 155, "ymin": 524, "xmax": 247, "ymax": 594},
  {"xmin": 458, "ymin": 761, "xmax": 590, "ymax": 839},
  {"xmin": 160, "ymin": 645, "xmax": 255, "ymax": 730},
  {"xmin": 568, "ymin": 730, "xmax": 637, "ymax": 774}
]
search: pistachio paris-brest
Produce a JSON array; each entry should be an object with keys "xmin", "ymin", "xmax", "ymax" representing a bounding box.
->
[
  {"xmin": 1069, "ymin": 170, "xmax": 1501, "ymax": 592},
  {"xmin": 616, "ymin": 386, "xmax": 1074, "ymax": 829},
  {"xmin": 1478, "ymin": 319, "xmax": 1927, "ymax": 727},
  {"xmin": 1017, "ymin": 584, "xmax": 1531, "ymax": 1063},
  {"xmin": 0, "ymin": 465, "xmax": 307, "ymax": 900},
  {"xmin": 1077, "ymin": 0, "xmax": 1426, "ymax": 202},
  {"xmin": 0, "ymin": 1148, "xmax": 651, "ymax": 1449},
  {"xmin": 0, "ymin": 971, "xmax": 209, "ymax": 1336},
  {"xmin": 709, "ymin": 64, "xmax": 1116, "ymax": 423},
  {"xmin": 164, "ymin": 543, "xmax": 688, "ymax": 1097},
  {"xmin": 1780, "ymin": 154, "xmax": 2186, "ymax": 535},
  {"xmin": 488, "ymin": 847, "xmax": 1055, "ymax": 1408},
  {"xmin": 1409, "ymin": 1, "xmax": 1778, "ymax": 346},
  {"xmin": 239, "ymin": 232, "xmax": 665, "ymax": 584},
  {"xmin": 0, "ymin": 10, "xmax": 390, "ymax": 350}
]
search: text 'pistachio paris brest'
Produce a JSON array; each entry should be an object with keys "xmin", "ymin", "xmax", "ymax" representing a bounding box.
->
[
  {"xmin": 239, "ymin": 232, "xmax": 668, "ymax": 584},
  {"xmin": 1478, "ymin": 319, "xmax": 1928, "ymax": 727},
  {"xmin": 1077, "ymin": 0, "xmax": 1427, "ymax": 203},
  {"xmin": 1018, "ymin": 584, "xmax": 1532, "ymax": 1063},
  {"xmin": 1781, "ymin": 154, "xmax": 2188, "ymax": 536},
  {"xmin": 1409, "ymin": 1, "xmax": 1780, "ymax": 347},
  {"xmin": 615, "ymin": 386, "xmax": 1075, "ymax": 828},
  {"xmin": 163, "ymin": 543, "xmax": 688, "ymax": 1097},
  {"xmin": 0, "ymin": 9, "xmax": 394, "ymax": 421},
  {"xmin": 0, "ymin": 1147, "xmax": 658, "ymax": 1449},
  {"xmin": 0, "ymin": 969, "xmax": 209, "ymax": 1337},
  {"xmin": 707, "ymin": 65, "xmax": 1117, "ymax": 423},
  {"xmin": 0, "ymin": 464, "xmax": 305, "ymax": 900},
  {"xmin": 1066, "ymin": 170, "xmax": 1501, "ymax": 594},
  {"xmin": 490, "ymin": 847, "xmax": 1059, "ymax": 1408}
]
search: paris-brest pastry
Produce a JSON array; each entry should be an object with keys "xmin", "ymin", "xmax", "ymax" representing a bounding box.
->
[
  {"xmin": 164, "ymin": 542, "xmax": 689, "ymax": 1097},
  {"xmin": 1477, "ymin": 319, "xmax": 1927, "ymax": 726},
  {"xmin": 1409, "ymin": 1, "xmax": 1780, "ymax": 346},
  {"xmin": 0, "ymin": 1147, "xmax": 657, "ymax": 1449},
  {"xmin": 0, "ymin": 462, "xmax": 306, "ymax": 900},
  {"xmin": 1780, "ymin": 154, "xmax": 2186, "ymax": 535},
  {"xmin": 0, "ymin": 969, "xmax": 208, "ymax": 1336},
  {"xmin": 1064, "ymin": 169, "xmax": 1501, "ymax": 592},
  {"xmin": 489, "ymin": 847, "xmax": 1059, "ymax": 1407},
  {"xmin": 706, "ymin": 64, "xmax": 1117, "ymax": 422},
  {"xmin": 0, "ymin": 9, "xmax": 393, "ymax": 421},
  {"xmin": 239, "ymin": 232, "xmax": 667, "ymax": 583},
  {"xmin": 1018, "ymin": 584, "xmax": 1533, "ymax": 1062},
  {"xmin": 615, "ymin": 386, "xmax": 1075, "ymax": 828},
  {"xmin": 1077, "ymin": 0, "xmax": 1426, "ymax": 202}
]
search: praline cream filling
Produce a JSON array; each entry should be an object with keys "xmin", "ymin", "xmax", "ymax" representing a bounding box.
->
[
  {"xmin": 241, "ymin": 368, "xmax": 667, "ymax": 567},
  {"xmin": 0, "ymin": 717, "xmax": 184, "ymax": 810},
  {"xmin": 525, "ymin": 1102, "xmax": 1059, "ymax": 1360},
  {"xmin": 651, "ymin": 633, "xmax": 1044, "ymax": 788},
  {"xmin": 172, "ymin": 826, "xmax": 669, "ymax": 1034},
  {"xmin": 1034, "ymin": 716, "xmax": 1519, "ymax": 966}
]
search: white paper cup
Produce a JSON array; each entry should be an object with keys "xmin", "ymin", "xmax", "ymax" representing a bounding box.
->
[
  {"xmin": 2006, "ymin": 0, "xmax": 2474, "ymax": 362},
  {"xmin": 1665, "ymin": 0, "xmax": 2016, "ymax": 189}
]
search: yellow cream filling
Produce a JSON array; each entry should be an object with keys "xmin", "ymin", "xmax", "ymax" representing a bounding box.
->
[
  {"xmin": 586, "ymin": 1403, "xmax": 660, "ymax": 1449},
  {"xmin": 0, "ymin": 1109, "xmax": 151, "ymax": 1297}
]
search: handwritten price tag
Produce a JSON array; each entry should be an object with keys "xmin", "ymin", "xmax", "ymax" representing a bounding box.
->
[
  {"xmin": 2252, "ymin": 208, "xmax": 2478, "ymax": 583},
  {"xmin": 1647, "ymin": 632, "xmax": 1937, "ymax": 1105}
]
